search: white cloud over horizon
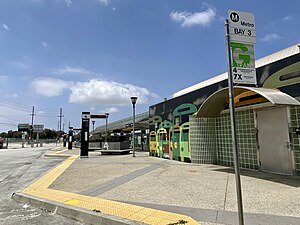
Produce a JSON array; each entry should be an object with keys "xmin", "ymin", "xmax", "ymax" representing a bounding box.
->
[
  {"xmin": 261, "ymin": 33, "xmax": 282, "ymax": 42},
  {"xmin": 69, "ymin": 79, "xmax": 156, "ymax": 105},
  {"xmin": 31, "ymin": 77, "xmax": 158, "ymax": 106},
  {"xmin": 170, "ymin": 7, "xmax": 216, "ymax": 27},
  {"xmin": 31, "ymin": 77, "xmax": 70, "ymax": 97}
]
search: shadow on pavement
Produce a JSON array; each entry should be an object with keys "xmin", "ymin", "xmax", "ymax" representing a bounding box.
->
[{"xmin": 212, "ymin": 167, "xmax": 300, "ymax": 187}]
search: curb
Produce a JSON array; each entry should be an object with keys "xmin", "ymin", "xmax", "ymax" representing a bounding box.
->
[{"xmin": 12, "ymin": 192, "xmax": 145, "ymax": 225}]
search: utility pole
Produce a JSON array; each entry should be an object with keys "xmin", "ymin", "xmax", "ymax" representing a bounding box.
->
[
  {"xmin": 30, "ymin": 106, "xmax": 36, "ymax": 142},
  {"xmin": 58, "ymin": 108, "xmax": 64, "ymax": 132}
]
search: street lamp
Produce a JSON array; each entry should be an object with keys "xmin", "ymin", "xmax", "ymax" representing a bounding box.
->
[
  {"xmin": 92, "ymin": 120, "xmax": 95, "ymax": 132},
  {"xmin": 105, "ymin": 113, "xmax": 109, "ymax": 142},
  {"xmin": 130, "ymin": 96, "xmax": 138, "ymax": 157}
]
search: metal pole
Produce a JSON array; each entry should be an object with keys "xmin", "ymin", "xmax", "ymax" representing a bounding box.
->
[
  {"xmin": 225, "ymin": 19, "xmax": 244, "ymax": 225},
  {"xmin": 92, "ymin": 120, "xmax": 95, "ymax": 132},
  {"xmin": 132, "ymin": 104, "xmax": 136, "ymax": 157},
  {"xmin": 30, "ymin": 106, "xmax": 35, "ymax": 144},
  {"xmin": 105, "ymin": 114, "xmax": 108, "ymax": 142}
]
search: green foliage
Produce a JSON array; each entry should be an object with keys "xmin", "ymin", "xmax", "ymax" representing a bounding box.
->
[{"xmin": 0, "ymin": 128, "xmax": 62, "ymax": 139}]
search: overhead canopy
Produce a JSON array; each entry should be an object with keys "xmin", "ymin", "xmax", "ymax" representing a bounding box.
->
[
  {"xmin": 195, "ymin": 87, "xmax": 300, "ymax": 118},
  {"xmin": 94, "ymin": 112, "xmax": 149, "ymax": 133}
]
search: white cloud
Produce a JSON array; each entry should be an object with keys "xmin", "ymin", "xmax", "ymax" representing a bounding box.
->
[
  {"xmin": 96, "ymin": 0, "xmax": 110, "ymax": 6},
  {"xmin": 261, "ymin": 33, "xmax": 281, "ymax": 42},
  {"xmin": 52, "ymin": 66, "xmax": 92, "ymax": 75},
  {"xmin": 170, "ymin": 7, "xmax": 216, "ymax": 27},
  {"xmin": 69, "ymin": 79, "xmax": 156, "ymax": 105},
  {"xmin": 101, "ymin": 107, "xmax": 119, "ymax": 113},
  {"xmin": 282, "ymin": 15, "xmax": 292, "ymax": 21},
  {"xmin": 31, "ymin": 77, "xmax": 70, "ymax": 97},
  {"xmin": 41, "ymin": 41, "xmax": 48, "ymax": 48},
  {"xmin": 3, "ymin": 24, "xmax": 10, "ymax": 31},
  {"xmin": 64, "ymin": 0, "xmax": 72, "ymax": 7},
  {"xmin": 4, "ymin": 93, "xmax": 19, "ymax": 98}
]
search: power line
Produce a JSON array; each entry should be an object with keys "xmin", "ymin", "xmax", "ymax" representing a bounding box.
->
[{"xmin": 0, "ymin": 99, "xmax": 31, "ymax": 112}]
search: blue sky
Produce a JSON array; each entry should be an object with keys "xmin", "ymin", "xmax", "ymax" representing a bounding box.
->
[{"xmin": 0, "ymin": 0, "xmax": 299, "ymax": 132}]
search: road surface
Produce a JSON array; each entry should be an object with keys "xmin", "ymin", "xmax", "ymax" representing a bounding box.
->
[{"xmin": 0, "ymin": 146, "xmax": 84, "ymax": 225}]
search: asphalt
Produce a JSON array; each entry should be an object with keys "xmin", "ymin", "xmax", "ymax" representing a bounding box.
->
[{"xmin": 11, "ymin": 144, "xmax": 300, "ymax": 225}]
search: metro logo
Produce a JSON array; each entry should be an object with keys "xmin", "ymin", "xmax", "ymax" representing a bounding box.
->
[{"xmin": 230, "ymin": 12, "xmax": 239, "ymax": 22}]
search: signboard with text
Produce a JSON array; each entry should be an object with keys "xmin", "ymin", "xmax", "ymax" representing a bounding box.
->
[
  {"xmin": 18, "ymin": 123, "xmax": 31, "ymax": 132},
  {"xmin": 228, "ymin": 10, "xmax": 257, "ymax": 85},
  {"xmin": 228, "ymin": 10, "xmax": 256, "ymax": 44},
  {"xmin": 33, "ymin": 124, "xmax": 44, "ymax": 133},
  {"xmin": 230, "ymin": 42, "xmax": 257, "ymax": 84}
]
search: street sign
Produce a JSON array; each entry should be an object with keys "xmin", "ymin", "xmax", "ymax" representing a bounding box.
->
[
  {"xmin": 225, "ymin": 10, "xmax": 257, "ymax": 224},
  {"xmin": 91, "ymin": 114, "xmax": 107, "ymax": 119},
  {"xmin": 33, "ymin": 124, "xmax": 44, "ymax": 132},
  {"xmin": 228, "ymin": 10, "xmax": 256, "ymax": 44},
  {"xmin": 18, "ymin": 123, "xmax": 31, "ymax": 132},
  {"xmin": 230, "ymin": 42, "xmax": 257, "ymax": 84},
  {"xmin": 82, "ymin": 112, "xmax": 90, "ymax": 119}
]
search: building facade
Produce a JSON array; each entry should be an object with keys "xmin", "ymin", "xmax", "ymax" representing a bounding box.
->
[{"xmin": 149, "ymin": 43, "xmax": 300, "ymax": 176}]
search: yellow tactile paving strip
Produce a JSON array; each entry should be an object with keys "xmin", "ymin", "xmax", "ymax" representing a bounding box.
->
[
  {"xmin": 22, "ymin": 149, "xmax": 200, "ymax": 225},
  {"xmin": 47, "ymin": 147, "xmax": 70, "ymax": 157}
]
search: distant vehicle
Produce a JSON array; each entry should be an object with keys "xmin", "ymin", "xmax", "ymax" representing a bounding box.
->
[{"xmin": 0, "ymin": 137, "xmax": 3, "ymax": 149}]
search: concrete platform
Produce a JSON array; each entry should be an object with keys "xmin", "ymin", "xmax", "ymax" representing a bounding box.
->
[{"xmin": 13, "ymin": 147, "xmax": 300, "ymax": 225}]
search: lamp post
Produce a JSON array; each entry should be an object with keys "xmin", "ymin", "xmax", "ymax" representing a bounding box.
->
[
  {"xmin": 130, "ymin": 97, "xmax": 138, "ymax": 157},
  {"xmin": 92, "ymin": 120, "xmax": 95, "ymax": 132},
  {"xmin": 105, "ymin": 113, "xmax": 109, "ymax": 142}
]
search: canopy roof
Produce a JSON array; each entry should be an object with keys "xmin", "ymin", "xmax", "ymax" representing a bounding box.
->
[
  {"xmin": 94, "ymin": 111, "xmax": 149, "ymax": 133},
  {"xmin": 195, "ymin": 87, "xmax": 300, "ymax": 118}
]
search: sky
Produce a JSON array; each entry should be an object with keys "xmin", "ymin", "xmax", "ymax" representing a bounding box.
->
[{"xmin": 0, "ymin": 0, "xmax": 300, "ymax": 133}]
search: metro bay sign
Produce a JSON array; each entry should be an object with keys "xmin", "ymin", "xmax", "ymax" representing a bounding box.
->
[{"xmin": 228, "ymin": 10, "xmax": 257, "ymax": 84}]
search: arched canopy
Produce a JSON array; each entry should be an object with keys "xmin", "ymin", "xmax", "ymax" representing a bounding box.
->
[{"xmin": 196, "ymin": 87, "xmax": 300, "ymax": 118}]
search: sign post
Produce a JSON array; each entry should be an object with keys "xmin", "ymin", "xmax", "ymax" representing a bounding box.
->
[
  {"xmin": 33, "ymin": 124, "xmax": 44, "ymax": 147},
  {"xmin": 81, "ymin": 112, "xmax": 90, "ymax": 157},
  {"xmin": 68, "ymin": 126, "xmax": 73, "ymax": 150},
  {"xmin": 225, "ymin": 10, "xmax": 256, "ymax": 225}
]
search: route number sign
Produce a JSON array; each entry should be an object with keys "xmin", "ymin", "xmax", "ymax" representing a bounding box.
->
[{"xmin": 230, "ymin": 42, "xmax": 257, "ymax": 84}]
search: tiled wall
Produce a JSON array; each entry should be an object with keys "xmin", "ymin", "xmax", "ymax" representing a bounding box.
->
[
  {"xmin": 190, "ymin": 116, "xmax": 216, "ymax": 164},
  {"xmin": 290, "ymin": 106, "xmax": 300, "ymax": 176},
  {"xmin": 190, "ymin": 109, "xmax": 258, "ymax": 170},
  {"xmin": 216, "ymin": 110, "xmax": 258, "ymax": 170},
  {"xmin": 190, "ymin": 106, "xmax": 300, "ymax": 174}
]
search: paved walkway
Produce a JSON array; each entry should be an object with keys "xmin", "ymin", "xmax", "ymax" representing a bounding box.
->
[{"xmin": 14, "ymin": 147, "xmax": 300, "ymax": 225}]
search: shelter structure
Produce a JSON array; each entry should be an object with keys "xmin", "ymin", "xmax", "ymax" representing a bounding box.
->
[
  {"xmin": 94, "ymin": 112, "xmax": 149, "ymax": 151},
  {"xmin": 149, "ymin": 43, "xmax": 300, "ymax": 176}
]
